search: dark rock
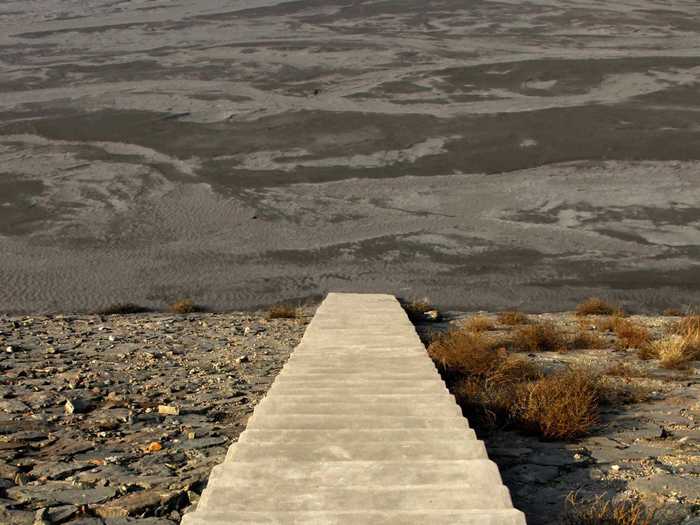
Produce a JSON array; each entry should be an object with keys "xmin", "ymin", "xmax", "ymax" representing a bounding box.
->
[
  {"xmin": 94, "ymin": 489, "xmax": 181, "ymax": 518},
  {"xmin": 38, "ymin": 439, "xmax": 94, "ymax": 459},
  {"xmin": 175, "ymin": 437, "xmax": 227, "ymax": 450},
  {"xmin": 0, "ymin": 400, "xmax": 29, "ymax": 413},
  {"xmin": 31, "ymin": 461, "xmax": 93, "ymax": 480},
  {"xmin": 0, "ymin": 507, "xmax": 34, "ymax": 525},
  {"xmin": 44, "ymin": 504, "xmax": 78, "ymax": 524},
  {"xmin": 6, "ymin": 484, "xmax": 117, "ymax": 506}
]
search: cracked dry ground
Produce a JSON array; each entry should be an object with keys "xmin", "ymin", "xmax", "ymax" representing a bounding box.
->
[{"xmin": 0, "ymin": 312, "xmax": 308, "ymax": 525}]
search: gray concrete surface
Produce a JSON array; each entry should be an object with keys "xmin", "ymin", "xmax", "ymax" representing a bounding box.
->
[
  {"xmin": 181, "ymin": 293, "xmax": 525, "ymax": 525},
  {"xmin": 1, "ymin": 0, "xmax": 700, "ymax": 314}
]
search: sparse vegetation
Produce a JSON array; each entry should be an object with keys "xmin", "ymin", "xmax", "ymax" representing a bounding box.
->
[
  {"xmin": 400, "ymin": 298, "xmax": 439, "ymax": 323},
  {"xmin": 512, "ymin": 322, "xmax": 568, "ymax": 352},
  {"xmin": 613, "ymin": 318, "xmax": 651, "ymax": 349},
  {"xmin": 428, "ymin": 330, "xmax": 507, "ymax": 377},
  {"xmin": 497, "ymin": 310, "xmax": 529, "ymax": 325},
  {"xmin": 569, "ymin": 329, "xmax": 608, "ymax": 350},
  {"xmin": 677, "ymin": 314, "xmax": 700, "ymax": 335},
  {"xmin": 462, "ymin": 314, "xmax": 495, "ymax": 332},
  {"xmin": 575, "ymin": 297, "xmax": 619, "ymax": 316},
  {"xmin": 169, "ymin": 299, "xmax": 199, "ymax": 314},
  {"xmin": 643, "ymin": 318, "xmax": 700, "ymax": 369},
  {"xmin": 97, "ymin": 303, "xmax": 149, "ymax": 315},
  {"xmin": 562, "ymin": 493, "xmax": 655, "ymax": 525},
  {"xmin": 517, "ymin": 369, "xmax": 600, "ymax": 440},
  {"xmin": 662, "ymin": 308, "xmax": 683, "ymax": 317},
  {"xmin": 266, "ymin": 304, "xmax": 301, "ymax": 319},
  {"xmin": 590, "ymin": 315, "xmax": 618, "ymax": 333},
  {"xmin": 428, "ymin": 328, "xmax": 601, "ymax": 440}
]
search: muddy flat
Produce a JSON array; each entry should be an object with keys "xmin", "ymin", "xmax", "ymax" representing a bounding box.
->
[{"xmin": 1, "ymin": 0, "xmax": 699, "ymax": 313}]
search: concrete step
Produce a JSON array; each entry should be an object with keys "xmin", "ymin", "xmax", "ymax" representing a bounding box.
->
[
  {"xmin": 223, "ymin": 440, "xmax": 487, "ymax": 462},
  {"xmin": 291, "ymin": 350, "xmax": 427, "ymax": 358},
  {"xmin": 281, "ymin": 362, "xmax": 437, "ymax": 372},
  {"xmin": 198, "ymin": 485, "xmax": 513, "ymax": 512},
  {"xmin": 182, "ymin": 509, "xmax": 526, "ymax": 525},
  {"xmin": 253, "ymin": 393, "xmax": 459, "ymax": 404},
  {"xmin": 207, "ymin": 459, "xmax": 503, "ymax": 487},
  {"xmin": 236, "ymin": 429, "xmax": 477, "ymax": 444},
  {"xmin": 272, "ymin": 377, "xmax": 443, "ymax": 387},
  {"xmin": 275, "ymin": 371, "xmax": 439, "ymax": 381},
  {"xmin": 268, "ymin": 384, "xmax": 449, "ymax": 395},
  {"xmin": 245, "ymin": 415, "xmax": 470, "ymax": 430},
  {"xmin": 253, "ymin": 400, "xmax": 462, "ymax": 417}
]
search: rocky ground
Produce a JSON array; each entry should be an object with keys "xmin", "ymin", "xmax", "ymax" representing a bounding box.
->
[
  {"xmin": 0, "ymin": 311, "xmax": 309, "ymax": 525},
  {"xmin": 417, "ymin": 313, "xmax": 700, "ymax": 524}
]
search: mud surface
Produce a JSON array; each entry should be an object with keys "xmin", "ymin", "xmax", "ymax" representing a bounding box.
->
[{"xmin": 1, "ymin": 0, "xmax": 699, "ymax": 313}]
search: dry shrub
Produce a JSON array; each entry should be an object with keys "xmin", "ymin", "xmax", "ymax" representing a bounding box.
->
[
  {"xmin": 662, "ymin": 308, "xmax": 683, "ymax": 317},
  {"xmin": 266, "ymin": 304, "xmax": 300, "ymax": 319},
  {"xmin": 613, "ymin": 319, "xmax": 650, "ymax": 349},
  {"xmin": 562, "ymin": 493, "xmax": 655, "ymax": 525},
  {"xmin": 512, "ymin": 322, "xmax": 568, "ymax": 352},
  {"xmin": 428, "ymin": 330, "xmax": 502, "ymax": 377},
  {"xmin": 400, "ymin": 298, "xmax": 439, "ymax": 323},
  {"xmin": 569, "ymin": 329, "xmax": 608, "ymax": 350},
  {"xmin": 169, "ymin": 299, "xmax": 198, "ymax": 314},
  {"xmin": 598, "ymin": 376, "xmax": 651, "ymax": 405},
  {"xmin": 678, "ymin": 314, "xmax": 700, "ymax": 335},
  {"xmin": 575, "ymin": 297, "xmax": 619, "ymax": 316},
  {"xmin": 516, "ymin": 369, "xmax": 600, "ymax": 440},
  {"xmin": 590, "ymin": 316, "xmax": 618, "ymax": 332},
  {"xmin": 429, "ymin": 329, "xmax": 540, "ymax": 428},
  {"xmin": 462, "ymin": 315, "xmax": 495, "ymax": 332},
  {"xmin": 429, "ymin": 329, "xmax": 602, "ymax": 440},
  {"xmin": 97, "ymin": 303, "xmax": 149, "ymax": 315},
  {"xmin": 497, "ymin": 310, "xmax": 529, "ymax": 325},
  {"xmin": 647, "ymin": 329, "xmax": 700, "ymax": 369}
]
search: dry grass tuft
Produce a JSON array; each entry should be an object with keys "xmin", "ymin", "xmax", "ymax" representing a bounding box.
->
[
  {"xmin": 589, "ymin": 316, "xmax": 618, "ymax": 333},
  {"xmin": 598, "ymin": 375, "xmax": 652, "ymax": 405},
  {"xmin": 645, "ymin": 322, "xmax": 700, "ymax": 369},
  {"xmin": 497, "ymin": 310, "xmax": 529, "ymax": 325},
  {"xmin": 169, "ymin": 299, "xmax": 199, "ymax": 314},
  {"xmin": 97, "ymin": 303, "xmax": 149, "ymax": 315},
  {"xmin": 400, "ymin": 298, "xmax": 439, "ymax": 323},
  {"xmin": 516, "ymin": 369, "xmax": 600, "ymax": 440},
  {"xmin": 678, "ymin": 314, "xmax": 700, "ymax": 335},
  {"xmin": 462, "ymin": 315, "xmax": 496, "ymax": 333},
  {"xmin": 569, "ymin": 329, "xmax": 608, "ymax": 350},
  {"xmin": 428, "ymin": 330, "xmax": 502, "ymax": 377},
  {"xmin": 662, "ymin": 307, "xmax": 683, "ymax": 317},
  {"xmin": 266, "ymin": 304, "xmax": 301, "ymax": 319},
  {"xmin": 613, "ymin": 318, "xmax": 651, "ymax": 349},
  {"xmin": 562, "ymin": 493, "xmax": 655, "ymax": 525},
  {"xmin": 575, "ymin": 297, "xmax": 619, "ymax": 316},
  {"xmin": 512, "ymin": 322, "xmax": 568, "ymax": 352}
]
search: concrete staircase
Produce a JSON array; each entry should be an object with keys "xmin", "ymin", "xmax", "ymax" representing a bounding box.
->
[{"xmin": 181, "ymin": 293, "xmax": 526, "ymax": 525}]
